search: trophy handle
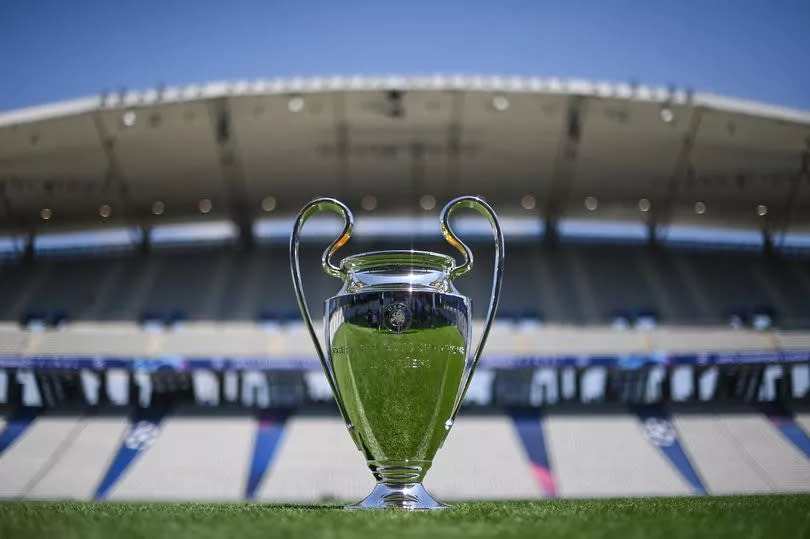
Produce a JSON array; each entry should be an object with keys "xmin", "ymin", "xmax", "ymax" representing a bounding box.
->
[
  {"xmin": 440, "ymin": 196, "xmax": 505, "ymax": 421},
  {"xmin": 290, "ymin": 198, "xmax": 356, "ymax": 435}
]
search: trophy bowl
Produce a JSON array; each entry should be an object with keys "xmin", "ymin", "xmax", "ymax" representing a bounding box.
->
[{"xmin": 290, "ymin": 196, "xmax": 504, "ymax": 510}]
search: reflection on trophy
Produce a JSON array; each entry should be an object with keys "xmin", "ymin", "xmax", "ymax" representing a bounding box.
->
[{"xmin": 290, "ymin": 196, "xmax": 504, "ymax": 510}]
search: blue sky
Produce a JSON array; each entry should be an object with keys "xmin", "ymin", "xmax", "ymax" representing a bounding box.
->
[{"xmin": 1, "ymin": 0, "xmax": 809, "ymax": 112}]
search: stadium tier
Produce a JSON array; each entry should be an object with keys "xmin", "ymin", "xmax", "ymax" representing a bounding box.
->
[
  {"xmin": 1, "ymin": 239, "xmax": 809, "ymax": 500},
  {"xmin": 0, "ymin": 408, "xmax": 809, "ymax": 501},
  {"xmin": 1, "ymin": 76, "xmax": 809, "ymax": 502},
  {"xmin": 1, "ymin": 243, "xmax": 809, "ymax": 326}
]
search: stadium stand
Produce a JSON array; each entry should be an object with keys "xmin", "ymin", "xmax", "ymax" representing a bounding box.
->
[
  {"xmin": 546, "ymin": 412, "xmax": 694, "ymax": 497},
  {"xmin": 3, "ymin": 408, "xmax": 807, "ymax": 501},
  {"xmin": 673, "ymin": 413, "xmax": 775, "ymax": 494},
  {"xmin": 428, "ymin": 414, "xmax": 545, "ymax": 500},
  {"xmin": 0, "ymin": 323, "xmax": 27, "ymax": 355},
  {"xmin": 1, "ymin": 243, "xmax": 809, "ymax": 327},
  {"xmin": 31, "ymin": 322, "xmax": 151, "ymax": 356},
  {"xmin": 798, "ymin": 413, "xmax": 810, "ymax": 436},
  {"xmin": 25, "ymin": 416, "xmax": 128, "ymax": 500},
  {"xmin": 160, "ymin": 324, "xmax": 270, "ymax": 357},
  {"xmin": 0, "ymin": 320, "xmax": 801, "ymax": 359},
  {"xmin": 1, "ymin": 76, "xmax": 809, "ymax": 502},
  {"xmin": 0, "ymin": 415, "xmax": 84, "ymax": 498},
  {"xmin": 673, "ymin": 412, "xmax": 810, "ymax": 493},
  {"xmin": 775, "ymin": 331, "xmax": 810, "ymax": 349},
  {"xmin": 108, "ymin": 416, "xmax": 255, "ymax": 500},
  {"xmin": 257, "ymin": 414, "xmax": 374, "ymax": 502}
]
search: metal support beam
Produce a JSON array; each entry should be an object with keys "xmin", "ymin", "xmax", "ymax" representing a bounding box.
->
[
  {"xmin": 647, "ymin": 221, "xmax": 658, "ymax": 246},
  {"xmin": 208, "ymin": 97, "xmax": 253, "ymax": 247},
  {"xmin": 333, "ymin": 93, "xmax": 350, "ymax": 202},
  {"xmin": 762, "ymin": 228, "xmax": 773, "ymax": 256},
  {"xmin": 0, "ymin": 180, "xmax": 21, "ymax": 230},
  {"xmin": 774, "ymin": 150, "xmax": 809, "ymax": 250},
  {"xmin": 445, "ymin": 91, "xmax": 464, "ymax": 197},
  {"xmin": 139, "ymin": 224, "xmax": 151, "ymax": 254},
  {"xmin": 544, "ymin": 215, "xmax": 559, "ymax": 246},
  {"xmin": 91, "ymin": 109, "xmax": 136, "ymax": 229},
  {"xmin": 544, "ymin": 95, "xmax": 586, "ymax": 244},
  {"xmin": 656, "ymin": 106, "xmax": 703, "ymax": 235},
  {"xmin": 410, "ymin": 142, "xmax": 426, "ymax": 218},
  {"xmin": 23, "ymin": 230, "xmax": 34, "ymax": 262}
]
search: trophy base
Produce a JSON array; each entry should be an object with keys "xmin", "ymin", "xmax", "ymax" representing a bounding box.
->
[{"xmin": 345, "ymin": 482, "xmax": 450, "ymax": 511}]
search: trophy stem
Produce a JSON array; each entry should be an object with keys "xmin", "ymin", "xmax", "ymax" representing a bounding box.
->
[{"xmin": 345, "ymin": 482, "xmax": 450, "ymax": 511}]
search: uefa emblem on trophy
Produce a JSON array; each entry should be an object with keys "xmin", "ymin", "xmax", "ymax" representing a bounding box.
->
[{"xmin": 290, "ymin": 196, "xmax": 504, "ymax": 510}]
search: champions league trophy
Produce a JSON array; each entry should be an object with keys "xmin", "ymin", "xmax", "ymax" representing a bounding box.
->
[{"xmin": 290, "ymin": 196, "xmax": 504, "ymax": 510}]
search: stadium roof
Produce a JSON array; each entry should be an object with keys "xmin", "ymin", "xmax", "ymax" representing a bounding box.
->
[{"xmin": 0, "ymin": 75, "xmax": 808, "ymax": 239}]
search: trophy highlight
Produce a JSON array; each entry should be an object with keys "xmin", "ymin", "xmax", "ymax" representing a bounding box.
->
[{"xmin": 290, "ymin": 196, "xmax": 504, "ymax": 510}]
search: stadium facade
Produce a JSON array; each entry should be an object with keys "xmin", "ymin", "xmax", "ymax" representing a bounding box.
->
[{"xmin": 0, "ymin": 76, "xmax": 809, "ymax": 501}]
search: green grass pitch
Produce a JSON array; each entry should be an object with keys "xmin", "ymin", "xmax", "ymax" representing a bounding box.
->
[{"xmin": 1, "ymin": 495, "xmax": 809, "ymax": 539}]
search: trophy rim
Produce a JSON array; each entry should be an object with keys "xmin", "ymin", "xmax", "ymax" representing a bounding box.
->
[{"xmin": 340, "ymin": 250, "xmax": 456, "ymax": 273}]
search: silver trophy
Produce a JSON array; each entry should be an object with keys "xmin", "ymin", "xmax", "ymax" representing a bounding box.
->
[{"xmin": 290, "ymin": 196, "xmax": 504, "ymax": 510}]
